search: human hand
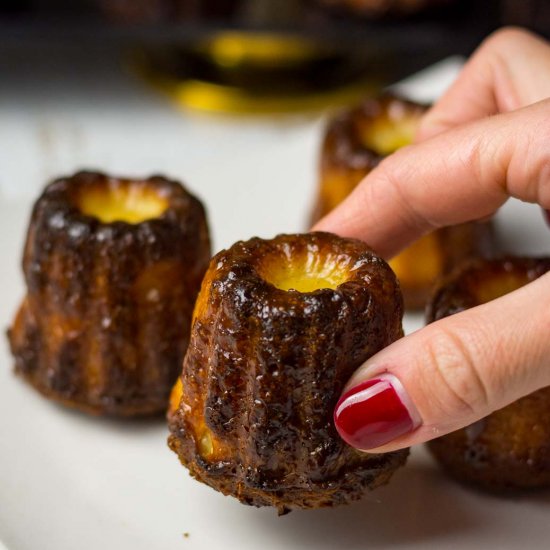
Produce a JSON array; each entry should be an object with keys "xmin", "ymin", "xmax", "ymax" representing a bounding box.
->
[{"xmin": 313, "ymin": 27, "xmax": 550, "ymax": 453}]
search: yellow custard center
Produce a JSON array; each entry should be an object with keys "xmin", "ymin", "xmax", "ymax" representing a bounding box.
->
[
  {"xmin": 267, "ymin": 271, "xmax": 342, "ymax": 292},
  {"xmin": 361, "ymin": 116, "xmax": 418, "ymax": 155},
  {"xmin": 77, "ymin": 184, "xmax": 168, "ymax": 224},
  {"xmin": 476, "ymin": 273, "xmax": 528, "ymax": 304},
  {"xmin": 389, "ymin": 233, "xmax": 442, "ymax": 288},
  {"xmin": 260, "ymin": 251, "xmax": 351, "ymax": 292}
]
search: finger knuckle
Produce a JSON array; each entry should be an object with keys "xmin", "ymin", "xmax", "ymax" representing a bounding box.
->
[
  {"xmin": 508, "ymin": 106, "xmax": 550, "ymax": 204},
  {"xmin": 376, "ymin": 154, "xmax": 436, "ymax": 233},
  {"xmin": 421, "ymin": 325, "xmax": 490, "ymax": 420}
]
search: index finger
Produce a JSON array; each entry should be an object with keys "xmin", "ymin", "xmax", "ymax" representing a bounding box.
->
[{"xmin": 313, "ymin": 99, "xmax": 550, "ymax": 259}]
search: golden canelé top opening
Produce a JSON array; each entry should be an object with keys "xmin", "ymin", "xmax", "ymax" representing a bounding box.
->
[
  {"xmin": 359, "ymin": 103, "xmax": 422, "ymax": 156},
  {"xmin": 258, "ymin": 246, "xmax": 353, "ymax": 293},
  {"xmin": 75, "ymin": 180, "xmax": 169, "ymax": 224}
]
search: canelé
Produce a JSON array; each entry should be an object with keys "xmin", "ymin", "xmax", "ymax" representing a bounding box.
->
[
  {"xmin": 426, "ymin": 257, "xmax": 550, "ymax": 491},
  {"xmin": 313, "ymin": 94, "xmax": 495, "ymax": 309},
  {"xmin": 8, "ymin": 171, "xmax": 210, "ymax": 416},
  {"xmin": 168, "ymin": 232, "xmax": 408, "ymax": 513}
]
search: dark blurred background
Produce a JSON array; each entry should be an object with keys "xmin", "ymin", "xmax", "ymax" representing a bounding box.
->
[
  {"xmin": 1, "ymin": 1, "xmax": 549, "ymax": 116},
  {"xmin": 2, "ymin": 0, "xmax": 550, "ymax": 34},
  {"xmin": 2, "ymin": 1, "xmax": 549, "ymax": 80}
]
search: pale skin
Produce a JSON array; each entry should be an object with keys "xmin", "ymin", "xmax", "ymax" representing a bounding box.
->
[{"xmin": 314, "ymin": 27, "xmax": 550, "ymax": 452}]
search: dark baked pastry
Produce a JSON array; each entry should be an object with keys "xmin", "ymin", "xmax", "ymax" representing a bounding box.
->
[
  {"xmin": 426, "ymin": 257, "xmax": 550, "ymax": 491},
  {"xmin": 313, "ymin": 94, "xmax": 495, "ymax": 309},
  {"xmin": 315, "ymin": 0, "xmax": 452, "ymax": 18},
  {"xmin": 168, "ymin": 231, "xmax": 408, "ymax": 513},
  {"xmin": 8, "ymin": 171, "xmax": 210, "ymax": 416}
]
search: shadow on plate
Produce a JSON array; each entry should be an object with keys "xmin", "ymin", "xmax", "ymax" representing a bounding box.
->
[
  {"xmin": 249, "ymin": 459, "xmax": 482, "ymax": 548},
  {"xmin": 499, "ymin": 487, "xmax": 550, "ymax": 506},
  {"xmin": 48, "ymin": 399, "xmax": 168, "ymax": 435}
]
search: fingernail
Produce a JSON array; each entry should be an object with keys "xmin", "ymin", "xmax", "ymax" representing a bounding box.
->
[{"xmin": 334, "ymin": 373, "xmax": 421, "ymax": 450}]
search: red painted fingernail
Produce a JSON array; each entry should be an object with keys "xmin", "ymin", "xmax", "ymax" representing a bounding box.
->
[{"xmin": 334, "ymin": 373, "xmax": 421, "ymax": 450}]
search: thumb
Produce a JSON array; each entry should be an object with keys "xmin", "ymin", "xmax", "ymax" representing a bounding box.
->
[{"xmin": 333, "ymin": 270, "xmax": 550, "ymax": 452}]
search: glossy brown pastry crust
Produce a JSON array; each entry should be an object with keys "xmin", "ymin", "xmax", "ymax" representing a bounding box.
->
[
  {"xmin": 314, "ymin": 94, "xmax": 496, "ymax": 309},
  {"xmin": 426, "ymin": 257, "xmax": 550, "ymax": 491},
  {"xmin": 168, "ymin": 232, "xmax": 408, "ymax": 513},
  {"xmin": 8, "ymin": 171, "xmax": 211, "ymax": 416}
]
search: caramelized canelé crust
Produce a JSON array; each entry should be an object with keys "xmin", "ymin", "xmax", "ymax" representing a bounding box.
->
[
  {"xmin": 313, "ymin": 94, "xmax": 495, "ymax": 309},
  {"xmin": 8, "ymin": 171, "xmax": 211, "ymax": 416},
  {"xmin": 168, "ymin": 232, "xmax": 408, "ymax": 513},
  {"xmin": 427, "ymin": 257, "xmax": 550, "ymax": 491}
]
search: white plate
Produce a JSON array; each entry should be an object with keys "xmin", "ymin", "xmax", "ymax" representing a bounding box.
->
[{"xmin": 1, "ymin": 51, "xmax": 550, "ymax": 550}]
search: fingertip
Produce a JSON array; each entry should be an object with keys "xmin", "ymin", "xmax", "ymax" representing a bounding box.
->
[
  {"xmin": 333, "ymin": 372, "xmax": 422, "ymax": 452},
  {"xmin": 309, "ymin": 197, "xmax": 357, "ymax": 239},
  {"xmin": 309, "ymin": 214, "xmax": 334, "ymax": 235}
]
